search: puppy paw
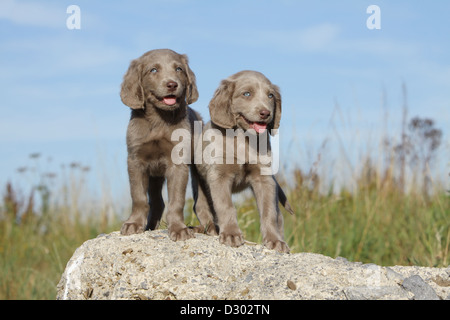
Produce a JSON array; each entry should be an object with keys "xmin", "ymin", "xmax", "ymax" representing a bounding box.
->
[
  {"xmin": 264, "ymin": 239, "xmax": 290, "ymax": 253},
  {"xmin": 168, "ymin": 226, "xmax": 195, "ymax": 241},
  {"xmin": 219, "ymin": 231, "xmax": 245, "ymax": 248},
  {"xmin": 206, "ymin": 225, "xmax": 219, "ymax": 236},
  {"xmin": 120, "ymin": 221, "xmax": 145, "ymax": 235},
  {"xmin": 191, "ymin": 223, "xmax": 219, "ymax": 236}
]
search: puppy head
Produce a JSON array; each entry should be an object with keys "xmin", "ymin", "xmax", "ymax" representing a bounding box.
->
[
  {"xmin": 209, "ymin": 70, "xmax": 281, "ymax": 135},
  {"xmin": 120, "ymin": 49, "xmax": 199, "ymax": 110}
]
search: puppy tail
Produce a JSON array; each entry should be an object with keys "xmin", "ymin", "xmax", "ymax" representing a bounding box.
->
[{"xmin": 276, "ymin": 181, "xmax": 294, "ymax": 215}]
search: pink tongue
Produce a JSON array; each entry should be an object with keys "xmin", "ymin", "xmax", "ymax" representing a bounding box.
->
[
  {"xmin": 251, "ymin": 122, "xmax": 267, "ymax": 133},
  {"xmin": 163, "ymin": 97, "xmax": 177, "ymax": 106}
]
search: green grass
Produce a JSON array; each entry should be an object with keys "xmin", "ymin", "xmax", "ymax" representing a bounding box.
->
[{"xmin": 0, "ymin": 185, "xmax": 121, "ymax": 299}]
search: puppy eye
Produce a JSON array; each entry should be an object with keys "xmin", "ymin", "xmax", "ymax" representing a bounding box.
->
[
  {"xmin": 176, "ymin": 67, "xmax": 183, "ymax": 72},
  {"xmin": 243, "ymin": 92, "xmax": 251, "ymax": 97},
  {"xmin": 268, "ymin": 93, "xmax": 274, "ymax": 99},
  {"xmin": 150, "ymin": 68, "xmax": 157, "ymax": 73}
]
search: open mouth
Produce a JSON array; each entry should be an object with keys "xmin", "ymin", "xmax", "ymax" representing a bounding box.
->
[
  {"xmin": 160, "ymin": 95, "xmax": 178, "ymax": 106},
  {"xmin": 240, "ymin": 114, "xmax": 268, "ymax": 133}
]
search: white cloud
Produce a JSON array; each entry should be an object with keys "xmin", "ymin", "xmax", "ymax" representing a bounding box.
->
[
  {"xmin": 181, "ymin": 23, "xmax": 342, "ymax": 54},
  {"xmin": 0, "ymin": 35, "xmax": 131, "ymax": 82},
  {"xmin": 294, "ymin": 23, "xmax": 342, "ymax": 52},
  {"xmin": 0, "ymin": 0, "xmax": 64, "ymax": 28}
]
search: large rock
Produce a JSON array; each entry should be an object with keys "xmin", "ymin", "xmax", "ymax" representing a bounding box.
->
[{"xmin": 57, "ymin": 230, "xmax": 450, "ymax": 300}]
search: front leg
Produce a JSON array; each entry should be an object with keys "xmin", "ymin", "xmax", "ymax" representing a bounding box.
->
[
  {"xmin": 249, "ymin": 173, "xmax": 289, "ymax": 253},
  {"xmin": 121, "ymin": 157, "xmax": 149, "ymax": 235},
  {"xmin": 208, "ymin": 174, "xmax": 244, "ymax": 247},
  {"xmin": 165, "ymin": 164, "xmax": 194, "ymax": 241}
]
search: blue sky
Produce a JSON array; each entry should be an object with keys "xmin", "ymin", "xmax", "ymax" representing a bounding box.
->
[{"xmin": 1, "ymin": 0, "xmax": 449, "ymax": 202}]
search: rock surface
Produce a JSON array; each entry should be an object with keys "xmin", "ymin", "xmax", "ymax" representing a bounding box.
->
[{"xmin": 57, "ymin": 230, "xmax": 450, "ymax": 300}]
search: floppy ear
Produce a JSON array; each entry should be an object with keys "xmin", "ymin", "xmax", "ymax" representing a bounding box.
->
[
  {"xmin": 181, "ymin": 54, "xmax": 199, "ymax": 105},
  {"xmin": 209, "ymin": 79, "xmax": 236, "ymax": 129},
  {"xmin": 120, "ymin": 59, "xmax": 145, "ymax": 109},
  {"xmin": 268, "ymin": 84, "xmax": 282, "ymax": 136}
]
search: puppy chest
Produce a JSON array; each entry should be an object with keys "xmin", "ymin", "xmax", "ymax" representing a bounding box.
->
[{"xmin": 134, "ymin": 139, "xmax": 174, "ymax": 162}]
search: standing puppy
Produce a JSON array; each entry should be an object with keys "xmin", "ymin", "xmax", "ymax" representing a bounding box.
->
[
  {"xmin": 120, "ymin": 49, "xmax": 200, "ymax": 241},
  {"xmin": 192, "ymin": 70, "xmax": 293, "ymax": 253}
]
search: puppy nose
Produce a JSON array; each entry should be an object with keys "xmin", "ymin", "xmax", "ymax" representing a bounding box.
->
[
  {"xmin": 259, "ymin": 109, "xmax": 271, "ymax": 119},
  {"xmin": 167, "ymin": 81, "xmax": 178, "ymax": 91}
]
